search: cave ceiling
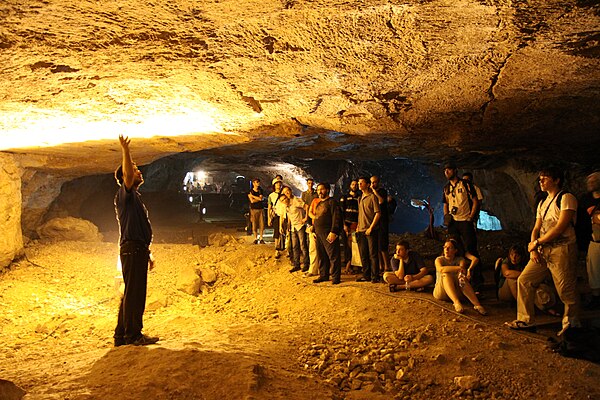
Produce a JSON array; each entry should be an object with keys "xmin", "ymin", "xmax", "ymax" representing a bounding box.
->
[{"xmin": 1, "ymin": 0, "xmax": 599, "ymax": 178}]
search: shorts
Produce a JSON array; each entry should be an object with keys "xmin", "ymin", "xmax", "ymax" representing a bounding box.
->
[{"xmin": 250, "ymin": 208, "xmax": 264, "ymax": 232}]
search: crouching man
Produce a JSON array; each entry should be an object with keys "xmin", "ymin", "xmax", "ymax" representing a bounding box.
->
[{"xmin": 384, "ymin": 241, "xmax": 433, "ymax": 291}]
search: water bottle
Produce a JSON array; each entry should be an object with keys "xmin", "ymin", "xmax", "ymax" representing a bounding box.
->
[{"xmin": 458, "ymin": 272, "xmax": 466, "ymax": 288}]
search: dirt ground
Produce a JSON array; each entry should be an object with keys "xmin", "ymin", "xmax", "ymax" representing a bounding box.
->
[{"xmin": 1, "ymin": 224, "xmax": 599, "ymax": 400}]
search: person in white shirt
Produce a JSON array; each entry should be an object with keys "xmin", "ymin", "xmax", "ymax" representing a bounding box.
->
[{"xmin": 506, "ymin": 166, "xmax": 580, "ymax": 334}]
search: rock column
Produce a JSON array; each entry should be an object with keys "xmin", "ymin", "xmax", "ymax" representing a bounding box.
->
[{"xmin": 0, "ymin": 153, "xmax": 23, "ymax": 269}]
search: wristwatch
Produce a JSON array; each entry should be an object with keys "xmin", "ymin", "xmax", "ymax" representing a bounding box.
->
[{"xmin": 533, "ymin": 239, "xmax": 539, "ymax": 247}]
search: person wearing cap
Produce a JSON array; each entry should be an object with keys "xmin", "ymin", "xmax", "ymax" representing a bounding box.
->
[
  {"xmin": 268, "ymin": 177, "xmax": 285, "ymax": 258},
  {"xmin": 442, "ymin": 162, "xmax": 483, "ymax": 293}
]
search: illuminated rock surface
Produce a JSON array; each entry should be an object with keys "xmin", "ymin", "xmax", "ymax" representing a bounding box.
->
[{"xmin": 1, "ymin": 0, "xmax": 599, "ymax": 173}]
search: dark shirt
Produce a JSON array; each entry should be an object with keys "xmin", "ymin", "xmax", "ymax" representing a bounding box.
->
[
  {"xmin": 115, "ymin": 186, "xmax": 152, "ymax": 247},
  {"xmin": 390, "ymin": 251, "xmax": 426, "ymax": 275},
  {"xmin": 313, "ymin": 197, "xmax": 342, "ymax": 235},
  {"xmin": 249, "ymin": 187, "xmax": 264, "ymax": 210},
  {"xmin": 302, "ymin": 189, "xmax": 318, "ymax": 224},
  {"xmin": 340, "ymin": 190, "xmax": 361, "ymax": 224},
  {"xmin": 498, "ymin": 257, "xmax": 526, "ymax": 287},
  {"xmin": 375, "ymin": 187, "xmax": 389, "ymax": 219}
]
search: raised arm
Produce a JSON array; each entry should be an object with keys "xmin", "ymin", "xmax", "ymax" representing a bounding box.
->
[{"xmin": 119, "ymin": 134, "xmax": 135, "ymax": 190}]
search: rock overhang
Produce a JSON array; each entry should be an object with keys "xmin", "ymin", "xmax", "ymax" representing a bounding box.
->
[{"xmin": 0, "ymin": 0, "xmax": 599, "ymax": 175}]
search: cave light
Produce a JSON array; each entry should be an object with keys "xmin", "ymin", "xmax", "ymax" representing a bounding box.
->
[
  {"xmin": 0, "ymin": 104, "xmax": 225, "ymax": 150},
  {"xmin": 270, "ymin": 162, "xmax": 309, "ymax": 195}
]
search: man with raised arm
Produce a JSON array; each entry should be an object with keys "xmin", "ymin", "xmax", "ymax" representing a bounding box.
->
[{"xmin": 113, "ymin": 134, "xmax": 159, "ymax": 347}]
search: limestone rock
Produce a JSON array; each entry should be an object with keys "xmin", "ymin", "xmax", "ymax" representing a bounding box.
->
[
  {"xmin": 0, "ymin": 154, "xmax": 23, "ymax": 269},
  {"xmin": 198, "ymin": 267, "xmax": 217, "ymax": 284},
  {"xmin": 36, "ymin": 217, "xmax": 103, "ymax": 242},
  {"xmin": 454, "ymin": 375, "xmax": 481, "ymax": 390},
  {"xmin": 0, "ymin": 379, "xmax": 26, "ymax": 400},
  {"xmin": 177, "ymin": 266, "xmax": 201, "ymax": 296},
  {"xmin": 146, "ymin": 293, "xmax": 169, "ymax": 311}
]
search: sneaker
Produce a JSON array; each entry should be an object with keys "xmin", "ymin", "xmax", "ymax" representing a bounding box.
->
[
  {"xmin": 130, "ymin": 334, "xmax": 159, "ymax": 346},
  {"xmin": 332, "ymin": 280, "xmax": 341, "ymax": 285},
  {"xmin": 356, "ymin": 277, "xmax": 370, "ymax": 282},
  {"xmin": 253, "ymin": 239, "xmax": 259, "ymax": 244},
  {"xmin": 289, "ymin": 266, "xmax": 301, "ymax": 273},
  {"xmin": 259, "ymin": 239, "xmax": 266, "ymax": 244},
  {"xmin": 313, "ymin": 277, "xmax": 329, "ymax": 283},
  {"xmin": 114, "ymin": 336, "xmax": 126, "ymax": 347}
]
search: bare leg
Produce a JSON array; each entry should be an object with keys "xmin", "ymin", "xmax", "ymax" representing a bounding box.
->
[
  {"xmin": 408, "ymin": 275, "xmax": 434, "ymax": 289},
  {"xmin": 461, "ymin": 282, "xmax": 482, "ymax": 307},
  {"xmin": 442, "ymin": 273, "xmax": 463, "ymax": 307}
]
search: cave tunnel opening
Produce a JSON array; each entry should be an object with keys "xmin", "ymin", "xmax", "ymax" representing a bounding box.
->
[{"xmin": 44, "ymin": 155, "xmax": 508, "ymax": 240}]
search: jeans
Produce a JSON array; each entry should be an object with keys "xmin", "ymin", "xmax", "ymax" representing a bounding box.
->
[
  {"xmin": 290, "ymin": 226, "xmax": 309, "ymax": 270},
  {"xmin": 357, "ymin": 230, "xmax": 380, "ymax": 280}
]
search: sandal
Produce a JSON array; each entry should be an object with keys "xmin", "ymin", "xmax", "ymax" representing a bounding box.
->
[
  {"xmin": 453, "ymin": 303, "xmax": 464, "ymax": 313},
  {"xmin": 505, "ymin": 320, "xmax": 537, "ymax": 332},
  {"xmin": 474, "ymin": 305, "xmax": 487, "ymax": 316}
]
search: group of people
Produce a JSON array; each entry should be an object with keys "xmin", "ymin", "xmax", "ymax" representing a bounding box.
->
[
  {"xmin": 112, "ymin": 134, "xmax": 600, "ymax": 347},
  {"xmin": 248, "ymin": 175, "xmax": 397, "ymax": 286},
  {"xmin": 246, "ymin": 164, "xmax": 600, "ymax": 331}
]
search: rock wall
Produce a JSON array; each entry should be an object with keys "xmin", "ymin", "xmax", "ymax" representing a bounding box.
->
[{"xmin": 0, "ymin": 154, "xmax": 23, "ymax": 269}]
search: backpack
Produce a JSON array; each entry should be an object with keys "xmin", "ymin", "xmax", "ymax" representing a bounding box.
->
[{"xmin": 554, "ymin": 191, "xmax": 594, "ymax": 251}]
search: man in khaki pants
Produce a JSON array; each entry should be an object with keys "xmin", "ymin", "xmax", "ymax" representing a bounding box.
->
[{"xmin": 506, "ymin": 166, "xmax": 580, "ymax": 334}]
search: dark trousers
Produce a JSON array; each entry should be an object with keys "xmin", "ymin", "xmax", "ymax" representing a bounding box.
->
[
  {"xmin": 291, "ymin": 226, "xmax": 309, "ymax": 270},
  {"xmin": 448, "ymin": 220, "xmax": 484, "ymax": 290},
  {"xmin": 357, "ymin": 230, "xmax": 380, "ymax": 280},
  {"xmin": 315, "ymin": 230, "xmax": 341, "ymax": 282},
  {"xmin": 115, "ymin": 241, "xmax": 149, "ymax": 343}
]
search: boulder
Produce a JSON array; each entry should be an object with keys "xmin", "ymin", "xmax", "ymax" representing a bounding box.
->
[
  {"xmin": 177, "ymin": 266, "xmax": 201, "ymax": 296},
  {"xmin": 0, "ymin": 379, "xmax": 26, "ymax": 400},
  {"xmin": 0, "ymin": 154, "xmax": 24, "ymax": 269},
  {"xmin": 36, "ymin": 217, "xmax": 103, "ymax": 242},
  {"xmin": 198, "ymin": 266, "xmax": 217, "ymax": 284},
  {"xmin": 454, "ymin": 375, "xmax": 481, "ymax": 390}
]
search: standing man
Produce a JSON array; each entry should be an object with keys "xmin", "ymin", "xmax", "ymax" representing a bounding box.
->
[
  {"xmin": 371, "ymin": 176, "xmax": 391, "ymax": 272},
  {"xmin": 582, "ymin": 172, "xmax": 600, "ymax": 309},
  {"xmin": 268, "ymin": 177, "xmax": 285, "ymax": 258},
  {"xmin": 113, "ymin": 135, "xmax": 158, "ymax": 347},
  {"xmin": 248, "ymin": 178, "xmax": 265, "ymax": 244},
  {"xmin": 339, "ymin": 180, "xmax": 361, "ymax": 271},
  {"xmin": 506, "ymin": 166, "xmax": 580, "ymax": 334},
  {"xmin": 311, "ymin": 183, "xmax": 342, "ymax": 284},
  {"xmin": 302, "ymin": 178, "xmax": 319, "ymax": 275},
  {"xmin": 356, "ymin": 177, "xmax": 381, "ymax": 283},
  {"xmin": 442, "ymin": 162, "xmax": 483, "ymax": 292},
  {"xmin": 282, "ymin": 186, "xmax": 310, "ymax": 273}
]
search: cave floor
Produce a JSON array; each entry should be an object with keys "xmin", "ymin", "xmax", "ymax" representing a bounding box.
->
[{"xmin": 1, "ymin": 225, "xmax": 599, "ymax": 399}]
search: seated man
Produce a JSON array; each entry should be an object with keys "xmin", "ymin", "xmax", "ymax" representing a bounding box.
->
[{"xmin": 383, "ymin": 241, "xmax": 434, "ymax": 291}]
